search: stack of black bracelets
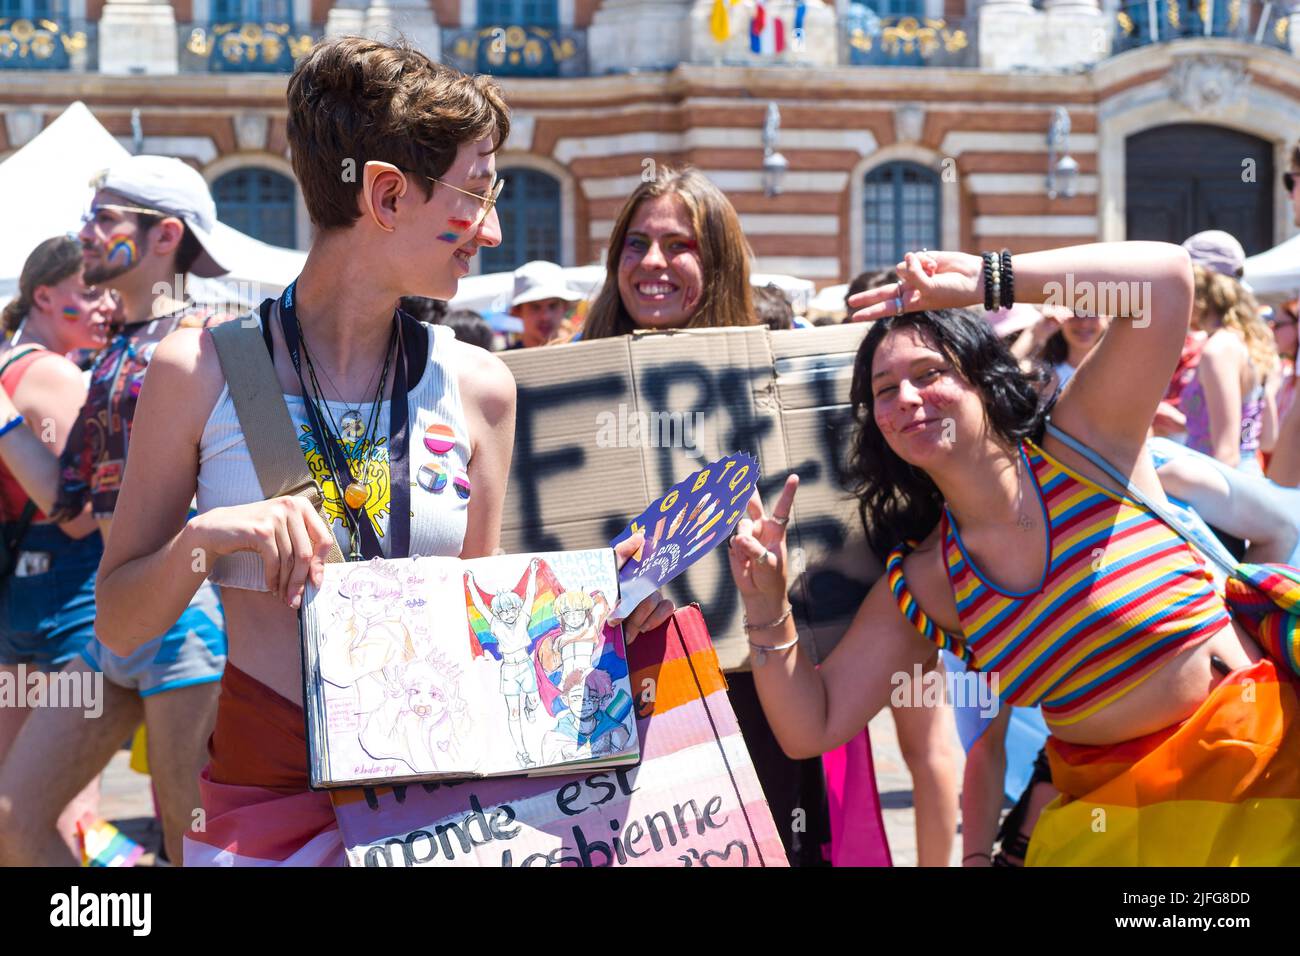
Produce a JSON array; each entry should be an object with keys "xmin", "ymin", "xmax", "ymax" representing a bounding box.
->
[{"xmin": 981, "ymin": 249, "xmax": 1015, "ymax": 311}]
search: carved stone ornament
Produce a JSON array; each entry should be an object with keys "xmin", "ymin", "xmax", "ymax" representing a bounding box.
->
[
  {"xmin": 1166, "ymin": 55, "xmax": 1250, "ymax": 114},
  {"xmin": 894, "ymin": 104, "xmax": 926, "ymax": 144}
]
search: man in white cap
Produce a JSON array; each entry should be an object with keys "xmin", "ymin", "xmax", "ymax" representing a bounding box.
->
[
  {"xmin": 507, "ymin": 260, "xmax": 582, "ymax": 349},
  {"xmin": 0, "ymin": 155, "xmax": 232, "ymax": 865}
]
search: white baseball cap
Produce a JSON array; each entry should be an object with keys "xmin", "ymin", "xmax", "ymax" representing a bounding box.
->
[
  {"xmin": 510, "ymin": 260, "xmax": 582, "ymax": 308},
  {"xmin": 90, "ymin": 155, "xmax": 231, "ymax": 278}
]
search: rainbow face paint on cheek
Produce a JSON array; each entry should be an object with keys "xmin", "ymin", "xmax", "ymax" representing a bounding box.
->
[
  {"xmin": 107, "ymin": 236, "xmax": 136, "ymax": 267},
  {"xmin": 437, "ymin": 218, "xmax": 476, "ymax": 244},
  {"xmin": 61, "ymin": 306, "xmax": 80, "ymax": 322}
]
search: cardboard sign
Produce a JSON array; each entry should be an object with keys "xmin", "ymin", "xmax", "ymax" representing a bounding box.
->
[
  {"xmin": 333, "ymin": 607, "xmax": 788, "ymax": 867},
  {"xmin": 610, "ymin": 451, "xmax": 759, "ymax": 618},
  {"xmin": 499, "ymin": 323, "xmax": 876, "ymax": 671}
]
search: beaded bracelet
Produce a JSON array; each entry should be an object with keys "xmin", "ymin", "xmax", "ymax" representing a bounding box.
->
[
  {"xmin": 1000, "ymin": 249, "xmax": 1015, "ymax": 308},
  {"xmin": 0, "ymin": 414, "xmax": 25, "ymax": 440},
  {"xmin": 981, "ymin": 252, "xmax": 996, "ymax": 311}
]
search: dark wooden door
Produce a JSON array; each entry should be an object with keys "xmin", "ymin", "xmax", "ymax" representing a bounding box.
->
[{"xmin": 1126, "ymin": 124, "xmax": 1273, "ymax": 255}]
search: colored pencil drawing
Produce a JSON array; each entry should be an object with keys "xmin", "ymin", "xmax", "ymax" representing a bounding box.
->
[
  {"xmin": 465, "ymin": 558, "xmax": 548, "ymax": 768},
  {"xmin": 465, "ymin": 555, "xmax": 632, "ymax": 770},
  {"xmin": 318, "ymin": 561, "xmax": 417, "ymax": 716},
  {"xmin": 540, "ymin": 667, "xmax": 633, "ymax": 764},
  {"xmin": 358, "ymin": 652, "xmax": 473, "ymax": 775}
]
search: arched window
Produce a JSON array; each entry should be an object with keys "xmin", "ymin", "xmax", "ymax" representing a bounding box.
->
[
  {"xmin": 481, "ymin": 169, "xmax": 562, "ymax": 273},
  {"xmin": 862, "ymin": 161, "xmax": 940, "ymax": 271},
  {"xmin": 212, "ymin": 167, "xmax": 297, "ymax": 249}
]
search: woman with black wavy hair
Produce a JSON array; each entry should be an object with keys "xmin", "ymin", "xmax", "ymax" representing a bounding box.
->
[{"xmin": 727, "ymin": 242, "xmax": 1300, "ymax": 866}]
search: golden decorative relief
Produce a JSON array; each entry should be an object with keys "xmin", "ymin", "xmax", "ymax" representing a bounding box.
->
[
  {"xmin": 849, "ymin": 16, "xmax": 965, "ymax": 58},
  {"xmin": 188, "ymin": 22, "xmax": 313, "ymax": 64},
  {"xmin": 465, "ymin": 24, "xmax": 578, "ymax": 67},
  {"xmin": 0, "ymin": 17, "xmax": 86, "ymax": 60},
  {"xmin": 1117, "ymin": 10, "xmax": 1135, "ymax": 35}
]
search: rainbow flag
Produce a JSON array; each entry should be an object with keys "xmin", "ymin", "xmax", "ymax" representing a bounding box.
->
[
  {"xmin": 1227, "ymin": 563, "xmax": 1300, "ymax": 676},
  {"xmin": 1026, "ymin": 658, "xmax": 1300, "ymax": 866},
  {"xmin": 78, "ymin": 815, "xmax": 145, "ymax": 868},
  {"xmin": 465, "ymin": 559, "xmax": 563, "ymax": 659}
]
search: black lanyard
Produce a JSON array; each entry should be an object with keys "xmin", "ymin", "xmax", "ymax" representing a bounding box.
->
[{"xmin": 275, "ymin": 281, "xmax": 423, "ymax": 560}]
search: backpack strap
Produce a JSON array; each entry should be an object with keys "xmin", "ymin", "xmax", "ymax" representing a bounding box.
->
[{"xmin": 208, "ymin": 299, "xmax": 344, "ymax": 564}]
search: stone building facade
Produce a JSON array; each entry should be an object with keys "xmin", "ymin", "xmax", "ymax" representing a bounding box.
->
[{"xmin": 2, "ymin": 0, "xmax": 1299, "ymax": 285}]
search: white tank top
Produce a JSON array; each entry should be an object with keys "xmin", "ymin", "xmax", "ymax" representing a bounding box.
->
[{"xmin": 197, "ymin": 315, "xmax": 470, "ymax": 591}]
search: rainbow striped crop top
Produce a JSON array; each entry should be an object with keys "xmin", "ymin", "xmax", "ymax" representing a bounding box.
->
[{"xmin": 886, "ymin": 439, "xmax": 1231, "ymax": 727}]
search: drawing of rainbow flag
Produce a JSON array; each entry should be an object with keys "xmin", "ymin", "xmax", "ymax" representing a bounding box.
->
[
  {"xmin": 465, "ymin": 559, "xmax": 563, "ymax": 659},
  {"xmin": 78, "ymin": 814, "xmax": 145, "ymax": 868}
]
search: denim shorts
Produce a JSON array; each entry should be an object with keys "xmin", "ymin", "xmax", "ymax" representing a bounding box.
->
[
  {"xmin": 81, "ymin": 582, "xmax": 227, "ymax": 697},
  {"xmin": 0, "ymin": 523, "xmax": 102, "ymax": 669}
]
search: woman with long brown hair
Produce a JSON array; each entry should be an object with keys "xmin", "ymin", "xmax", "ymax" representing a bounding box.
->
[
  {"xmin": 0, "ymin": 235, "xmax": 113, "ymax": 853},
  {"xmin": 580, "ymin": 166, "xmax": 755, "ymax": 340}
]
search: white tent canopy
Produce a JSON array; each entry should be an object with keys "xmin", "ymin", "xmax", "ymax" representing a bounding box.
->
[
  {"xmin": 0, "ymin": 101, "xmax": 305, "ymax": 309},
  {"xmin": 1243, "ymin": 232, "xmax": 1300, "ymax": 298}
]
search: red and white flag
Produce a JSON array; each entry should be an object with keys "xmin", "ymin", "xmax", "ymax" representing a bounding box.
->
[{"xmin": 750, "ymin": 0, "xmax": 785, "ymax": 54}]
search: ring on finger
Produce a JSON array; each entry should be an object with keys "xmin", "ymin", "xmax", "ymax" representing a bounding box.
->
[
  {"xmin": 894, "ymin": 292, "xmax": 904, "ymax": 315},
  {"xmin": 772, "ymin": 515, "xmax": 790, "ymax": 527},
  {"xmin": 760, "ymin": 549, "xmax": 775, "ymax": 566}
]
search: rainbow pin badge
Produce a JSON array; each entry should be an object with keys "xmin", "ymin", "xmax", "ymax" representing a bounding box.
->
[{"xmin": 417, "ymin": 462, "xmax": 448, "ymax": 493}]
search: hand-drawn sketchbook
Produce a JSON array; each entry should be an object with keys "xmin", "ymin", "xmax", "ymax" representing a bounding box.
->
[
  {"xmin": 332, "ymin": 606, "xmax": 790, "ymax": 867},
  {"xmin": 300, "ymin": 549, "xmax": 638, "ymax": 790}
]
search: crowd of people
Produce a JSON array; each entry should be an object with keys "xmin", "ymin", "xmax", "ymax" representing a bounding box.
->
[{"xmin": 0, "ymin": 33, "xmax": 1298, "ymax": 868}]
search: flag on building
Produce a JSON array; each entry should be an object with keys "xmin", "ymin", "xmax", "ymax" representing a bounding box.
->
[
  {"xmin": 750, "ymin": 0, "xmax": 785, "ymax": 54},
  {"xmin": 710, "ymin": 0, "xmax": 731, "ymax": 42}
]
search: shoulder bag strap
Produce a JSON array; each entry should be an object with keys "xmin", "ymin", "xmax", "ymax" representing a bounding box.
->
[
  {"xmin": 208, "ymin": 301, "xmax": 344, "ymax": 564},
  {"xmin": 1044, "ymin": 419, "xmax": 1238, "ymax": 576}
]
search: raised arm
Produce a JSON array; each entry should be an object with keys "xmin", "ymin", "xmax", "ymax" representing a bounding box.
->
[
  {"xmin": 849, "ymin": 242, "xmax": 1194, "ymax": 474},
  {"xmin": 464, "ymin": 569, "xmax": 491, "ymax": 621}
]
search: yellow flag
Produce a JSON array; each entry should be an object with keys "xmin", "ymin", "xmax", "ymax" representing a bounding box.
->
[{"xmin": 710, "ymin": 0, "xmax": 730, "ymax": 42}]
